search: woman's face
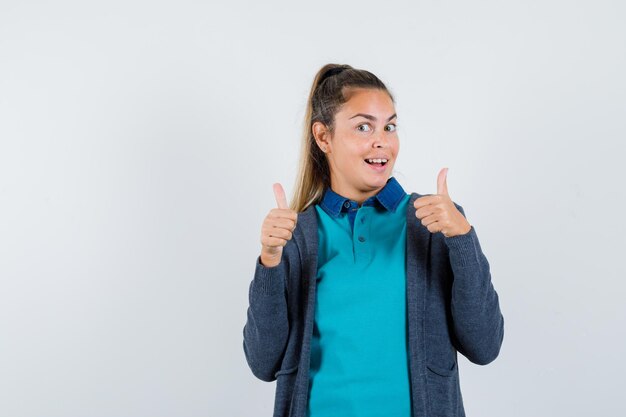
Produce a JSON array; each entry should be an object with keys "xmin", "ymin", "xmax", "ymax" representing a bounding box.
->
[{"xmin": 313, "ymin": 87, "xmax": 399, "ymax": 203}]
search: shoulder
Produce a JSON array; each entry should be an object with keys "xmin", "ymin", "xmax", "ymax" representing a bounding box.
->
[
  {"xmin": 282, "ymin": 204, "xmax": 318, "ymax": 260},
  {"xmin": 295, "ymin": 203, "xmax": 318, "ymax": 233}
]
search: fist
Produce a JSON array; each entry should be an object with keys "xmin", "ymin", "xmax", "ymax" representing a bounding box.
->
[
  {"xmin": 259, "ymin": 183, "xmax": 298, "ymax": 267},
  {"xmin": 413, "ymin": 168, "xmax": 472, "ymax": 238}
]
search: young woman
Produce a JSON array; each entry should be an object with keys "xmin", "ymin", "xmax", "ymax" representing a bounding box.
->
[{"xmin": 243, "ymin": 63, "xmax": 505, "ymax": 417}]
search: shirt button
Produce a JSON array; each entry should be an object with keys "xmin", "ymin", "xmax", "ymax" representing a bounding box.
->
[
  {"xmin": 358, "ymin": 236, "xmax": 366, "ymax": 242},
  {"xmin": 343, "ymin": 201, "xmax": 350, "ymax": 208},
  {"xmin": 361, "ymin": 217, "xmax": 366, "ymax": 223}
]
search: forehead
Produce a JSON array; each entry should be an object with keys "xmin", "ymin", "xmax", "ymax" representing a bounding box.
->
[{"xmin": 338, "ymin": 88, "xmax": 395, "ymax": 116}]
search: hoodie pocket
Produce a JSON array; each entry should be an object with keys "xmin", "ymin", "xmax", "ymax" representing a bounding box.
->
[
  {"xmin": 273, "ymin": 365, "xmax": 299, "ymax": 417},
  {"xmin": 426, "ymin": 361, "xmax": 457, "ymax": 377},
  {"xmin": 426, "ymin": 361, "xmax": 458, "ymax": 417},
  {"xmin": 274, "ymin": 364, "xmax": 299, "ymax": 378}
]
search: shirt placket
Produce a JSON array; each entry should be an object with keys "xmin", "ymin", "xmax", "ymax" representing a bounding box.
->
[{"xmin": 352, "ymin": 205, "xmax": 372, "ymax": 265}]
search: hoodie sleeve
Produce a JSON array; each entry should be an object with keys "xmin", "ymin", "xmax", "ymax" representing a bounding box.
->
[
  {"xmin": 242, "ymin": 252, "xmax": 291, "ymax": 382},
  {"xmin": 444, "ymin": 203, "xmax": 505, "ymax": 365}
]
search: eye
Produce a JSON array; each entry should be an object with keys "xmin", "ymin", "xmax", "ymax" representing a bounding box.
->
[
  {"xmin": 385, "ymin": 123, "xmax": 398, "ymax": 132},
  {"xmin": 357, "ymin": 123, "xmax": 372, "ymax": 132}
]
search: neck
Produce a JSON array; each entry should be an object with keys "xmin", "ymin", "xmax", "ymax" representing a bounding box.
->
[{"xmin": 329, "ymin": 179, "xmax": 387, "ymax": 205}]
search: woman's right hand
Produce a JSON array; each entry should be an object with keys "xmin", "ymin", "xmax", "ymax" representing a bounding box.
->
[{"xmin": 259, "ymin": 183, "xmax": 298, "ymax": 267}]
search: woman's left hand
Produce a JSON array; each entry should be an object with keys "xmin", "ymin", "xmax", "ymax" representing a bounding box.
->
[{"xmin": 413, "ymin": 168, "xmax": 472, "ymax": 238}]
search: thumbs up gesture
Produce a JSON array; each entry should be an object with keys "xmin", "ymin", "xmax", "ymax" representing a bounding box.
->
[
  {"xmin": 413, "ymin": 168, "xmax": 472, "ymax": 238},
  {"xmin": 259, "ymin": 183, "xmax": 298, "ymax": 267}
]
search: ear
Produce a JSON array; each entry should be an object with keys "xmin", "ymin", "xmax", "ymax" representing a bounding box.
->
[{"xmin": 312, "ymin": 121, "xmax": 331, "ymax": 152}]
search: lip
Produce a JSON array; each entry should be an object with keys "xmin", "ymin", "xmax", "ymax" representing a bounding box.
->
[{"xmin": 364, "ymin": 159, "xmax": 388, "ymax": 173}]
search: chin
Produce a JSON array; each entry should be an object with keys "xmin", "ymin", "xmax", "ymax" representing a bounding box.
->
[{"xmin": 364, "ymin": 176, "xmax": 389, "ymax": 188}]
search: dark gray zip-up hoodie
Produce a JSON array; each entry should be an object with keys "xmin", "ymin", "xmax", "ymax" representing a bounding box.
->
[{"xmin": 243, "ymin": 193, "xmax": 505, "ymax": 417}]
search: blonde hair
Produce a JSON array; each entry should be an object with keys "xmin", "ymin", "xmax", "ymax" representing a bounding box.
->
[{"xmin": 290, "ymin": 64, "xmax": 395, "ymax": 212}]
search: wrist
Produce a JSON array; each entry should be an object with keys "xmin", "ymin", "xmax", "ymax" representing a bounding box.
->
[
  {"xmin": 446, "ymin": 223, "xmax": 472, "ymax": 238},
  {"xmin": 260, "ymin": 252, "xmax": 281, "ymax": 268},
  {"xmin": 460, "ymin": 223, "xmax": 472, "ymax": 235}
]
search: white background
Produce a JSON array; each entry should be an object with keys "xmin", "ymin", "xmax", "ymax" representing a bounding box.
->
[{"xmin": 1, "ymin": 0, "xmax": 625, "ymax": 416}]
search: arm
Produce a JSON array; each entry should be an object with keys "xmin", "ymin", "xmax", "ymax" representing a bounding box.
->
[
  {"xmin": 242, "ymin": 254, "xmax": 290, "ymax": 382},
  {"xmin": 444, "ymin": 203, "xmax": 505, "ymax": 365}
]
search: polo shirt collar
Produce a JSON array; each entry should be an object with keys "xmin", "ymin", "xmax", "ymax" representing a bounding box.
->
[{"xmin": 319, "ymin": 176, "xmax": 407, "ymax": 217}]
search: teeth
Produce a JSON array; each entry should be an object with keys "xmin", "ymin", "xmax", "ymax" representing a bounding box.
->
[{"xmin": 366, "ymin": 158, "xmax": 388, "ymax": 164}]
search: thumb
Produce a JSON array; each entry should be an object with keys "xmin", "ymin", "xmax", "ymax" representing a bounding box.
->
[
  {"xmin": 437, "ymin": 167, "xmax": 449, "ymax": 196},
  {"xmin": 273, "ymin": 183, "xmax": 289, "ymax": 209}
]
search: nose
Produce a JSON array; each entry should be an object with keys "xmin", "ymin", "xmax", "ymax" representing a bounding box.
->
[{"xmin": 372, "ymin": 131, "xmax": 388, "ymax": 148}]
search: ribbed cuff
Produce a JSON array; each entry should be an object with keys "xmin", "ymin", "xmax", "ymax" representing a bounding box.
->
[
  {"xmin": 444, "ymin": 225, "xmax": 480, "ymax": 268},
  {"xmin": 252, "ymin": 255, "xmax": 285, "ymax": 295}
]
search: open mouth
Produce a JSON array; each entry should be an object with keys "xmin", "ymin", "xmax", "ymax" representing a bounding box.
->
[{"xmin": 364, "ymin": 158, "xmax": 388, "ymax": 167}]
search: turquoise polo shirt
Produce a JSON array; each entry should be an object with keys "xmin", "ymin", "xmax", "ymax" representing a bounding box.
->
[{"xmin": 307, "ymin": 176, "xmax": 412, "ymax": 417}]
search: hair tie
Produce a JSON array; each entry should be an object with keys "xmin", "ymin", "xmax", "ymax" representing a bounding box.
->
[
  {"xmin": 319, "ymin": 67, "xmax": 347, "ymax": 86},
  {"xmin": 326, "ymin": 67, "xmax": 346, "ymax": 78}
]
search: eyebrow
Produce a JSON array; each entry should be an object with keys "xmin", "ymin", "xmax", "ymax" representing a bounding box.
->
[{"xmin": 349, "ymin": 113, "xmax": 397, "ymax": 122}]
